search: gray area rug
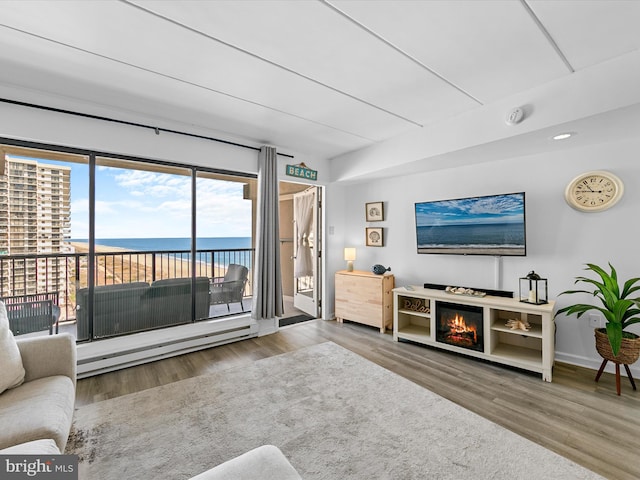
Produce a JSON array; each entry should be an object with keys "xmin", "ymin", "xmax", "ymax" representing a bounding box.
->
[{"xmin": 66, "ymin": 342, "xmax": 603, "ymax": 479}]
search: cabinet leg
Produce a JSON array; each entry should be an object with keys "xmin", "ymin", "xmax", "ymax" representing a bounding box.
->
[{"xmin": 337, "ymin": 318, "xmax": 343, "ymax": 324}]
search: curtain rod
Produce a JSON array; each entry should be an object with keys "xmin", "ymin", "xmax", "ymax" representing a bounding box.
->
[{"xmin": 0, "ymin": 97, "xmax": 295, "ymax": 159}]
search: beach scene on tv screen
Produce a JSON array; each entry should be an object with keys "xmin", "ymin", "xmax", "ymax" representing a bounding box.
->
[{"xmin": 415, "ymin": 193, "xmax": 526, "ymax": 256}]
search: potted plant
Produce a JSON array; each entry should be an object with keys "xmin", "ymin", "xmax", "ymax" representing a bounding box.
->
[{"xmin": 556, "ymin": 263, "xmax": 640, "ymax": 364}]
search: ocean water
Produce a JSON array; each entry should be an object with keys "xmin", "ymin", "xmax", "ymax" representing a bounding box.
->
[
  {"xmin": 416, "ymin": 223, "xmax": 525, "ymax": 249},
  {"xmin": 70, "ymin": 237, "xmax": 253, "ymax": 267},
  {"xmin": 80, "ymin": 237, "xmax": 252, "ymax": 252}
]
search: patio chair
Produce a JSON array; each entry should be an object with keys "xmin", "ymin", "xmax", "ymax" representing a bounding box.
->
[
  {"xmin": 210, "ymin": 264, "xmax": 249, "ymax": 312},
  {"xmin": 2, "ymin": 293, "xmax": 61, "ymax": 336}
]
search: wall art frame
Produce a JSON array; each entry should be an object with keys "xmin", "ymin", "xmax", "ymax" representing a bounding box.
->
[
  {"xmin": 366, "ymin": 227, "xmax": 383, "ymax": 247},
  {"xmin": 365, "ymin": 201, "xmax": 384, "ymax": 222}
]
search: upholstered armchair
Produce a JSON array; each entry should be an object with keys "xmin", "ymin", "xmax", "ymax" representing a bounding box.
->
[{"xmin": 210, "ymin": 264, "xmax": 249, "ymax": 312}]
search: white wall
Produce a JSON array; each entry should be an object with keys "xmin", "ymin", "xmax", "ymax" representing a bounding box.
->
[
  {"xmin": 326, "ymin": 136, "xmax": 640, "ymax": 377},
  {"xmin": 0, "ymin": 101, "xmax": 330, "ymax": 182}
]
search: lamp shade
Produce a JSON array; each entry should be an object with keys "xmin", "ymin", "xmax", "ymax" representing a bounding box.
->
[{"xmin": 344, "ymin": 248, "xmax": 357, "ymax": 261}]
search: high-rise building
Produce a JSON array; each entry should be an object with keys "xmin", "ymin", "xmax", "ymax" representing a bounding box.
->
[{"xmin": 0, "ymin": 156, "xmax": 71, "ymax": 296}]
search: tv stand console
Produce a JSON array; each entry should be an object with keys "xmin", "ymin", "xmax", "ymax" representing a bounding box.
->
[{"xmin": 393, "ymin": 286, "xmax": 555, "ymax": 381}]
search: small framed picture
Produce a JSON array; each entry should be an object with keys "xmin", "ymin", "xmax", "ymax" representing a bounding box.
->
[
  {"xmin": 365, "ymin": 202, "xmax": 384, "ymax": 222},
  {"xmin": 366, "ymin": 227, "xmax": 383, "ymax": 247}
]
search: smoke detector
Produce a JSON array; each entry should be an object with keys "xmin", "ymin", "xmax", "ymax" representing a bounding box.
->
[{"xmin": 505, "ymin": 107, "xmax": 525, "ymax": 125}]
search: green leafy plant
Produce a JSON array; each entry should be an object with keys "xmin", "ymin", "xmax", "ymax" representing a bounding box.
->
[{"xmin": 556, "ymin": 263, "xmax": 640, "ymax": 356}]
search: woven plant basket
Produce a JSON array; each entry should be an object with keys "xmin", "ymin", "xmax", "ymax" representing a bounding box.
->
[{"xmin": 595, "ymin": 328, "xmax": 640, "ymax": 364}]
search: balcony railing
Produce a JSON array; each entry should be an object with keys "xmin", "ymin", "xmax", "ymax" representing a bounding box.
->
[{"xmin": 0, "ymin": 247, "xmax": 253, "ymax": 341}]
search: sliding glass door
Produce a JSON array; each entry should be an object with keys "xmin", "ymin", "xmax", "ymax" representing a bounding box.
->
[{"xmin": 2, "ymin": 141, "xmax": 256, "ymax": 342}]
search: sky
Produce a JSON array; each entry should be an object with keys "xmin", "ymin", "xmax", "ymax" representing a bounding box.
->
[
  {"xmin": 415, "ymin": 193, "xmax": 525, "ymax": 227},
  {"xmin": 14, "ymin": 156, "xmax": 252, "ymax": 239}
]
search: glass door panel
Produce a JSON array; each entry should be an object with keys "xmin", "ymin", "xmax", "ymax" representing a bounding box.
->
[
  {"xmin": 0, "ymin": 145, "xmax": 87, "ymax": 339},
  {"xmin": 92, "ymin": 157, "xmax": 192, "ymax": 337},
  {"xmin": 196, "ymin": 172, "xmax": 254, "ymax": 319}
]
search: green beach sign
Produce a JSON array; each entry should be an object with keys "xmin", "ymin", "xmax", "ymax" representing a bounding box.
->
[{"xmin": 286, "ymin": 163, "xmax": 317, "ymax": 181}]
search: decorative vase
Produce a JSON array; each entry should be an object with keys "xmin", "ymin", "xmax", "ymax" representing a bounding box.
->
[
  {"xmin": 594, "ymin": 328, "xmax": 640, "ymax": 365},
  {"xmin": 372, "ymin": 264, "xmax": 390, "ymax": 275}
]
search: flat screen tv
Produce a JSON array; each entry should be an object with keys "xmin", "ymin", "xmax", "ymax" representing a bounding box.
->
[{"xmin": 414, "ymin": 192, "xmax": 526, "ymax": 256}]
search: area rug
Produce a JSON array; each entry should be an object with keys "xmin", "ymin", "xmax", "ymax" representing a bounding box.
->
[{"xmin": 66, "ymin": 342, "xmax": 602, "ymax": 479}]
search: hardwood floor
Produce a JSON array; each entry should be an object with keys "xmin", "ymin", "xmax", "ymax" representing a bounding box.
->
[{"xmin": 75, "ymin": 319, "xmax": 639, "ymax": 480}]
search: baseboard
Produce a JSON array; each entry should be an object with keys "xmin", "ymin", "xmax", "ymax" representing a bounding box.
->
[
  {"xmin": 77, "ymin": 316, "xmax": 258, "ymax": 378},
  {"xmin": 555, "ymin": 351, "xmax": 640, "ymax": 378}
]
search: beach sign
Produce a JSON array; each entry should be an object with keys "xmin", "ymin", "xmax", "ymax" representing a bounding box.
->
[{"xmin": 286, "ymin": 162, "xmax": 317, "ymax": 181}]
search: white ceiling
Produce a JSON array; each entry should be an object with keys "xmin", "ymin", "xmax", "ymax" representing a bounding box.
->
[{"xmin": 0, "ymin": 0, "xmax": 639, "ymax": 162}]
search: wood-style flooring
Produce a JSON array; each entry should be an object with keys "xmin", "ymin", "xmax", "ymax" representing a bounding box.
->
[{"xmin": 75, "ymin": 319, "xmax": 640, "ymax": 480}]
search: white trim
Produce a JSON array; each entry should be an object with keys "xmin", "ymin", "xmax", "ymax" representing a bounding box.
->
[{"xmin": 555, "ymin": 351, "xmax": 640, "ymax": 378}]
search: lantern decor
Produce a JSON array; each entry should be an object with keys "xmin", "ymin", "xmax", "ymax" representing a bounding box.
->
[{"xmin": 519, "ymin": 270, "xmax": 548, "ymax": 305}]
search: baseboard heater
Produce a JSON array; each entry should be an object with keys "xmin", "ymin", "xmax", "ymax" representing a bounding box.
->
[{"xmin": 76, "ymin": 316, "xmax": 258, "ymax": 378}]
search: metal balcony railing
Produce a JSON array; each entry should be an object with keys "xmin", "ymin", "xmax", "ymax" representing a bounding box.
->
[{"xmin": 0, "ymin": 247, "xmax": 254, "ymax": 341}]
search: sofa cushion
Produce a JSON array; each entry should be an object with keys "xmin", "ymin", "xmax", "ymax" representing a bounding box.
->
[
  {"xmin": 17, "ymin": 334, "xmax": 77, "ymax": 387},
  {"xmin": 0, "ymin": 375, "xmax": 75, "ymax": 451},
  {"xmin": 0, "ymin": 301, "xmax": 25, "ymax": 394},
  {"xmin": 0, "ymin": 439, "xmax": 60, "ymax": 455},
  {"xmin": 190, "ymin": 445, "xmax": 302, "ymax": 480}
]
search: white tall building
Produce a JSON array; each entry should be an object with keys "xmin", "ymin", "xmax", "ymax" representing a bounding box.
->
[{"xmin": 0, "ymin": 156, "xmax": 71, "ymax": 296}]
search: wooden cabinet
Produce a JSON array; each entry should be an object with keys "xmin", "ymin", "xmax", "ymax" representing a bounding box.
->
[
  {"xmin": 335, "ymin": 270, "xmax": 394, "ymax": 333},
  {"xmin": 393, "ymin": 286, "xmax": 556, "ymax": 381}
]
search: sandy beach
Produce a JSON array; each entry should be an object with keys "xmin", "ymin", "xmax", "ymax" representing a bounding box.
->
[
  {"xmin": 70, "ymin": 242, "xmax": 134, "ymax": 254},
  {"xmin": 69, "ymin": 242, "xmax": 225, "ymax": 285}
]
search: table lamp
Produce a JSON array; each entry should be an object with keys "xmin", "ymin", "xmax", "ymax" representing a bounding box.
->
[{"xmin": 344, "ymin": 248, "xmax": 356, "ymax": 272}]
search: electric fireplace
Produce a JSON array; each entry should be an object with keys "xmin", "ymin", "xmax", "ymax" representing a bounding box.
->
[{"xmin": 436, "ymin": 301, "xmax": 484, "ymax": 352}]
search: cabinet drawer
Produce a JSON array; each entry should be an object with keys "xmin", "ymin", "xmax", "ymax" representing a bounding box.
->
[{"xmin": 336, "ymin": 275, "xmax": 381, "ymax": 305}]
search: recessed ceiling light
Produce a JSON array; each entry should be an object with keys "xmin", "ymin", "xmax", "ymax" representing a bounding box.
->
[{"xmin": 552, "ymin": 132, "xmax": 574, "ymax": 140}]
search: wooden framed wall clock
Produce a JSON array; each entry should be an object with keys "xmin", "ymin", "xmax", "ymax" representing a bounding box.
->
[{"xmin": 564, "ymin": 170, "xmax": 624, "ymax": 212}]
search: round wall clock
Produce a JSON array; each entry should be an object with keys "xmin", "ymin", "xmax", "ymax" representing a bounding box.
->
[{"xmin": 564, "ymin": 170, "xmax": 624, "ymax": 212}]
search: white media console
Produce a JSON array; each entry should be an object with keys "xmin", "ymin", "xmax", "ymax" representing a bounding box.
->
[{"xmin": 393, "ymin": 286, "xmax": 556, "ymax": 381}]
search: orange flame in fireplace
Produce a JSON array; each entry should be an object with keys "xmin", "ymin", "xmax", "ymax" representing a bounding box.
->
[{"xmin": 448, "ymin": 313, "xmax": 477, "ymax": 343}]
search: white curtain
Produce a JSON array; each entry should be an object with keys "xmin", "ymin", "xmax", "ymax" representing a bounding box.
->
[
  {"xmin": 251, "ymin": 146, "xmax": 284, "ymax": 319},
  {"xmin": 294, "ymin": 188, "xmax": 315, "ymax": 278}
]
